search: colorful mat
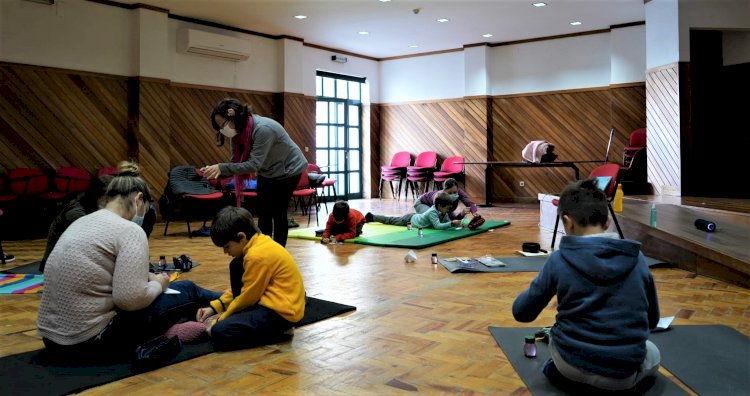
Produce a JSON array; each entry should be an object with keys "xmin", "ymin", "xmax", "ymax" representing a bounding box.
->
[
  {"xmin": 488, "ymin": 326, "xmax": 687, "ymax": 395},
  {"xmin": 0, "ymin": 274, "xmax": 44, "ymax": 294},
  {"xmin": 288, "ymin": 220, "xmax": 511, "ymax": 248},
  {"xmin": 0, "ymin": 296, "xmax": 356, "ymax": 396}
]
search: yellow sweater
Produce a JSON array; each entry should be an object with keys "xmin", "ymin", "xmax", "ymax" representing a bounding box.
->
[{"xmin": 210, "ymin": 234, "xmax": 305, "ymax": 324}]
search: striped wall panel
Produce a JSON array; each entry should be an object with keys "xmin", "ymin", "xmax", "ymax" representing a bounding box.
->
[
  {"xmin": 492, "ymin": 89, "xmax": 618, "ymax": 200},
  {"xmin": 461, "ymin": 97, "xmax": 491, "ymax": 201},
  {"xmin": 0, "ymin": 63, "xmax": 129, "ymax": 174},
  {"xmin": 645, "ymin": 64, "xmax": 682, "ymax": 196},
  {"xmin": 279, "ymin": 93, "xmax": 316, "ymax": 163},
  {"xmin": 135, "ymin": 79, "xmax": 171, "ymax": 199},
  {"xmin": 379, "ymin": 100, "xmax": 468, "ymax": 199},
  {"xmin": 610, "ymin": 83, "xmax": 647, "ymax": 163},
  {"xmin": 367, "ymin": 104, "xmax": 381, "ymax": 197}
]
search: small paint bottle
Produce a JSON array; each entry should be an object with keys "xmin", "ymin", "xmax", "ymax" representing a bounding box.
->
[
  {"xmin": 523, "ymin": 335, "xmax": 537, "ymax": 358},
  {"xmin": 159, "ymin": 255, "xmax": 167, "ymax": 271},
  {"xmin": 431, "ymin": 253, "xmax": 438, "ymax": 264},
  {"xmin": 407, "ymin": 222, "xmax": 413, "ymax": 231},
  {"xmin": 418, "ymin": 227, "xmax": 424, "ymax": 238}
]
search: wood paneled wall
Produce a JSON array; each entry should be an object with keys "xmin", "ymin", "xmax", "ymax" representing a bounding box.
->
[
  {"xmin": 367, "ymin": 104, "xmax": 382, "ymax": 197},
  {"xmin": 279, "ymin": 93, "xmax": 316, "ymax": 163},
  {"xmin": 378, "ymin": 86, "xmax": 646, "ymax": 202},
  {"xmin": 0, "ymin": 62, "xmax": 129, "ymax": 174},
  {"xmin": 645, "ymin": 63, "xmax": 683, "ymax": 196}
]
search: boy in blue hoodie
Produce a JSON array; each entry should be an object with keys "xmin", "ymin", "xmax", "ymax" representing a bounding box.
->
[{"xmin": 512, "ymin": 179, "xmax": 660, "ymax": 393}]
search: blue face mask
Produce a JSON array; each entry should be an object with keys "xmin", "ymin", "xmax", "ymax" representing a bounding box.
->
[
  {"xmin": 132, "ymin": 197, "xmax": 145, "ymax": 226},
  {"xmin": 449, "ymin": 193, "xmax": 459, "ymax": 202}
]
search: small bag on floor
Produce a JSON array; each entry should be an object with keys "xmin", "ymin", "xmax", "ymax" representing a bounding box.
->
[{"xmin": 467, "ymin": 215, "xmax": 486, "ymax": 230}]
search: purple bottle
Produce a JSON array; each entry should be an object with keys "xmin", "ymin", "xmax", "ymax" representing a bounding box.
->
[{"xmin": 523, "ymin": 335, "xmax": 537, "ymax": 358}]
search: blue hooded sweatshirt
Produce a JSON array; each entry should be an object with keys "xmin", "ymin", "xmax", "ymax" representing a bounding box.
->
[{"xmin": 512, "ymin": 234, "xmax": 659, "ymax": 378}]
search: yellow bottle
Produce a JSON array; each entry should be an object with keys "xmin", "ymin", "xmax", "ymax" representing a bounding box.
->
[{"xmin": 613, "ymin": 183, "xmax": 624, "ymax": 212}]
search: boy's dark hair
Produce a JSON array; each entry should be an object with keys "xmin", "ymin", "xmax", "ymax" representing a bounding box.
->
[
  {"xmin": 557, "ymin": 178, "xmax": 608, "ymax": 227},
  {"xmin": 332, "ymin": 200, "xmax": 350, "ymax": 222},
  {"xmin": 434, "ymin": 192, "xmax": 453, "ymax": 208},
  {"xmin": 210, "ymin": 206, "xmax": 260, "ymax": 247}
]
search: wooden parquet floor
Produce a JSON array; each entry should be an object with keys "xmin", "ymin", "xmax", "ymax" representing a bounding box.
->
[{"xmin": 1, "ymin": 199, "xmax": 748, "ymax": 395}]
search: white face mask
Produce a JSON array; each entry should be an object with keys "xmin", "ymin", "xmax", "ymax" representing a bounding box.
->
[
  {"xmin": 449, "ymin": 193, "xmax": 459, "ymax": 202},
  {"xmin": 220, "ymin": 125, "xmax": 237, "ymax": 138}
]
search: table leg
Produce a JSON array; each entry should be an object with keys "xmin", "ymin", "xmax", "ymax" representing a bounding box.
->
[{"xmin": 480, "ymin": 165, "xmax": 494, "ymax": 207}]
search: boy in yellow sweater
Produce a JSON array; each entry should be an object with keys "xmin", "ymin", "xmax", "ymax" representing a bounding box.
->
[{"xmin": 198, "ymin": 206, "xmax": 306, "ymax": 351}]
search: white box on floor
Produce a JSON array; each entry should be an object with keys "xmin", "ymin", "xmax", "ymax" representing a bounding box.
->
[
  {"xmin": 538, "ymin": 193, "xmax": 617, "ymax": 235},
  {"xmin": 539, "ymin": 194, "xmax": 565, "ymax": 234}
]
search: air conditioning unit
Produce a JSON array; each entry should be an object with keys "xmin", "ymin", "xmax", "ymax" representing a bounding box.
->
[{"xmin": 177, "ymin": 29, "xmax": 251, "ymax": 61}]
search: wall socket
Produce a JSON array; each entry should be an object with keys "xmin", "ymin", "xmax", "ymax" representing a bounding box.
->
[
  {"xmin": 519, "ymin": 181, "xmax": 525, "ymax": 187},
  {"xmin": 304, "ymin": 146, "xmax": 309, "ymax": 152}
]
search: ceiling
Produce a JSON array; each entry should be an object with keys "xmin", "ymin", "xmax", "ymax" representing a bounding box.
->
[{"xmin": 118, "ymin": 0, "xmax": 645, "ymax": 59}]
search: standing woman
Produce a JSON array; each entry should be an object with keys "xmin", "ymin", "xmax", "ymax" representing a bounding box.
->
[{"xmin": 202, "ymin": 98, "xmax": 307, "ymax": 247}]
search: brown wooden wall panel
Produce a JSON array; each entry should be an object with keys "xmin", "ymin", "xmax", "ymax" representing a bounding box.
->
[
  {"xmin": 279, "ymin": 93, "xmax": 316, "ymax": 163},
  {"xmin": 0, "ymin": 63, "xmax": 129, "ymax": 175},
  {"xmin": 646, "ymin": 64, "xmax": 682, "ymax": 196},
  {"xmin": 492, "ymin": 89, "xmax": 616, "ymax": 200},
  {"xmin": 379, "ymin": 100, "xmax": 468, "ymax": 199},
  {"xmin": 368, "ymin": 104, "xmax": 381, "ymax": 197},
  {"xmin": 136, "ymin": 79, "xmax": 171, "ymax": 199},
  {"xmin": 461, "ymin": 97, "xmax": 491, "ymax": 201},
  {"xmin": 610, "ymin": 83, "xmax": 647, "ymax": 162}
]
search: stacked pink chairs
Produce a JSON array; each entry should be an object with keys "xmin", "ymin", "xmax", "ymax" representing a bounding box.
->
[
  {"xmin": 379, "ymin": 151, "xmax": 411, "ymax": 200},
  {"xmin": 406, "ymin": 151, "xmax": 437, "ymax": 199},
  {"xmin": 432, "ymin": 156, "xmax": 464, "ymax": 190}
]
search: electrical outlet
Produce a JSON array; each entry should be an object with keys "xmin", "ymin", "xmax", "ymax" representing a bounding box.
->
[
  {"xmin": 519, "ymin": 181, "xmax": 525, "ymax": 187},
  {"xmin": 304, "ymin": 146, "xmax": 309, "ymax": 152}
]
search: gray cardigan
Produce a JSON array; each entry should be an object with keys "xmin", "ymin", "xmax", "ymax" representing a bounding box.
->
[{"xmin": 219, "ymin": 115, "xmax": 307, "ymax": 180}]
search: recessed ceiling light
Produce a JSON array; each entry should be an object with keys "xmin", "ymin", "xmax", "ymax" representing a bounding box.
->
[
  {"xmin": 293, "ymin": 15, "xmax": 307, "ymax": 19},
  {"xmin": 532, "ymin": 2, "xmax": 547, "ymax": 7},
  {"xmin": 570, "ymin": 21, "xmax": 582, "ymax": 26},
  {"xmin": 482, "ymin": 33, "xmax": 493, "ymax": 38},
  {"xmin": 358, "ymin": 31, "xmax": 369, "ymax": 35},
  {"xmin": 379, "ymin": 0, "xmax": 391, "ymax": 2},
  {"xmin": 409, "ymin": 45, "xmax": 419, "ymax": 48},
  {"xmin": 436, "ymin": 18, "xmax": 450, "ymax": 23}
]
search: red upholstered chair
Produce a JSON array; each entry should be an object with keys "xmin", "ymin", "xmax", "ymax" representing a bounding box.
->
[
  {"xmin": 162, "ymin": 167, "xmax": 229, "ymax": 238},
  {"xmin": 0, "ymin": 175, "xmax": 19, "ymax": 206},
  {"xmin": 379, "ymin": 151, "xmax": 411, "ymax": 200},
  {"xmin": 432, "ymin": 156, "xmax": 465, "ymax": 190},
  {"xmin": 52, "ymin": 167, "xmax": 92, "ymax": 199},
  {"xmin": 406, "ymin": 151, "xmax": 437, "ymax": 200},
  {"xmin": 292, "ymin": 168, "xmax": 319, "ymax": 226},
  {"xmin": 550, "ymin": 163, "xmax": 624, "ymax": 249},
  {"xmin": 307, "ymin": 163, "xmax": 336, "ymax": 213},
  {"xmin": 9, "ymin": 168, "xmax": 51, "ymax": 197},
  {"xmin": 97, "ymin": 166, "xmax": 118, "ymax": 176},
  {"xmin": 622, "ymin": 128, "xmax": 646, "ymax": 169}
]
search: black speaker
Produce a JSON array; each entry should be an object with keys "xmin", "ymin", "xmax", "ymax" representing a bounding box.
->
[{"xmin": 694, "ymin": 219, "xmax": 716, "ymax": 232}]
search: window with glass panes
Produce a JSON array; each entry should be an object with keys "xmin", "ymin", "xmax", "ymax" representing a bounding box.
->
[{"xmin": 315, "ymin": 71, "xmax": 364, "ymax": 200}]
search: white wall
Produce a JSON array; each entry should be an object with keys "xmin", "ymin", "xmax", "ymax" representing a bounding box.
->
[
  {"xmin": 0, "ymin": 0, "xmax": 133, "ymax": 76},
  {"xmin": 490, "ymin": 33, "xmax": 611, "ymax": 95},
  {"xmin": 645, "ymin": 0, "xmax": 680, "ymax": 69},
  {"xmin": 464, "ymin": 45, "xmax": 490, "ymax": 96},
  {"xmin": 302, "ymin": 46, "xmax": 380, "ymax": 103},
  {"xmin": 379, "ymin": 51, "xmax": 465, "ymax": 103},
  {"xmin": 724, "ymin": 31, "xmax": 750, "ymax": 66},
  {"xmin": 611, "ymin": 25, "xmax": 646, "ymax": 83},
  {"xmin": 169, "ymin": 19, "xmax": 281, "ymax": 92},
  {"xmin": 678, "ymin": 0, "xmax": 750, "ymax": 62}
]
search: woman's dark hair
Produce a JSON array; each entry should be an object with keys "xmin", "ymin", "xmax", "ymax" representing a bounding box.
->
[
  {"xmin": 211, "ymin": 206, "xmax": 260, "ymax": 247},
  {"xmin": 442, "ymin": 178, "xmax": 458, "ymax": 190},
  {"xmin": 210, "ymin": 98, "xmax": 253, "ymax": 147},
  {"xmin": 557, "ymin": 178, "xmax": 608, "ymax": 227},
  {"xmin": 79, "ymin": 174, "xmax": 114, "ymax": 213}
]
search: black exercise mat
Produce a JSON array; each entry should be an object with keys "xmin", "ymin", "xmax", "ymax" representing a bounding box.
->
[
  {"xmin": 649, "ymin": 325, "xmax": 750, "ymax": 396},
  {"xmin": 0, "ymin": 296, "xmax": 355, "ymax": 396},
  {"xmin": 1, "ymin": 260, "xmax": 203, "ymax": 275},
  {"xmin": 440, "ymin": 255, "xmax": 669, "ymax": 273},
  {"xmin": 488, "ymin": 327, "xmax": 687, "ymax": 396}
]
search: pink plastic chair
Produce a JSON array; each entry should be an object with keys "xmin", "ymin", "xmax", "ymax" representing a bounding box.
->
[
  {"xmin": 406, "ymin": 151, "xmax": 437, "ymax": 199},
  {"xmin": 432, "ymin": 156, "xmax": 464, "ymax": 190},
  {"xmin": 379, "ymin": 151, "xmax": 412, "ymax": 200}
]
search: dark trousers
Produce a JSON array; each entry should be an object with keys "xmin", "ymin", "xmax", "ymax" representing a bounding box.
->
[
  {"xmin": 42, "ymin": 281, "xmax": 221, "ymax": 362},
  {"xmin": 256, "ymin": 173, "xmax": 302, "ymax": 247},
  {"xmin": 211, "ymin": 304, "xmax": 296, "ymax": 351}
]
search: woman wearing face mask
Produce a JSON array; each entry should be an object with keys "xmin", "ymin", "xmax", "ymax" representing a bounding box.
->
[
  {"xmin": 413, "ymin": 178, "xmax": 479, "ymax": 221},
  {"xmin": 201, "ymin": 98, "xmax": 307, "ymax": 247},
  {"xmin": 38, "ymin": 175, "xmax": 221, "ymax": 363}
]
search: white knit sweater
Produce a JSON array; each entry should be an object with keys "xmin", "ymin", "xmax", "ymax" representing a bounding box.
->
[{"xmin": 38, "ymin": 209, "xmax": 162, "ymax": 345}]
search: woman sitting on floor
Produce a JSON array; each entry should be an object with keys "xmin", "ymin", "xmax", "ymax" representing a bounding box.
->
[
  {"xmin": 37, "ymin": 174, "xmax": 221, "ymax": 363},
  {"xmin": 413, "ymin": 178, "xmax": 479, "ymax": 221}
]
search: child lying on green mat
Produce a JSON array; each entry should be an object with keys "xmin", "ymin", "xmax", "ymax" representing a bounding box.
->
[
  {"xmin": 365, "ymin": 192, "xmax": 462, "ymax": 230},
  {"xmin": 321, "ymin": 201, "xmax": 365, "ymax": 244}
]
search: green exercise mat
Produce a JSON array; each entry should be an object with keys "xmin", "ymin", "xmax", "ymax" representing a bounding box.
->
[{"xmin": 288, "ymin": 220, "xmax": 511, "ymax": 248}]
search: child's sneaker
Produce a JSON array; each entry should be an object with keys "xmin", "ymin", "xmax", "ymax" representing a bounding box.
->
[
  {"xmin": 1, "ymin": 254, "xmax": 15, "ymax": 263},
  {"xmin": 365, "ymin": 212, "xmax": 374, "ymax": 223},
  {"xmin": 287, "ymin": 218, "xmax": 299, "ymax": 228}
]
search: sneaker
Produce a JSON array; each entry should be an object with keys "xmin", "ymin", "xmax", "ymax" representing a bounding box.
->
[
  {"xmin": 365, "ymin": 212, "xmax": 374, "ymax": 223},
  {"xmin": 190, "ymin": 226, "xmax": 211, "ymax": 237},
  {"xmin": 283, "ymin": 327, "xmax": 295, "ymax": 336},
  {"xmin": 287, "ymin": 218, "xmax": 299, "ymax": 228},
  {"xmin": 2, "ymin": 254, "xmax": 15, "ymax": 263}
]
